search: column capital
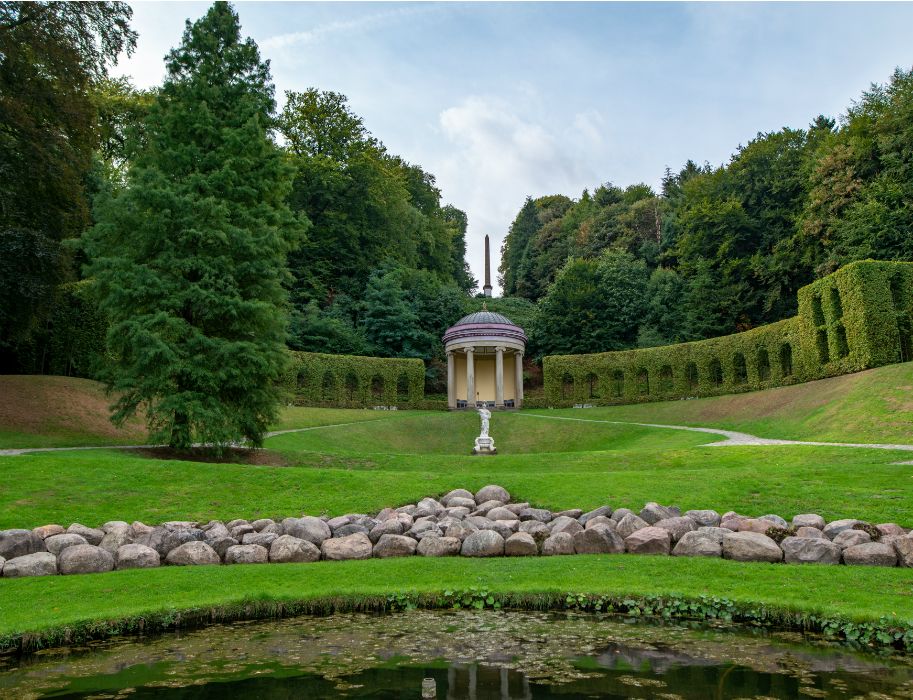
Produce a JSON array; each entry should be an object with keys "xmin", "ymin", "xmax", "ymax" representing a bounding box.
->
[
  {"xmin": 464, "ymin": 347, "xmax": 474, "ymax": 354},
  {"xmin": 494, "ymin": 345, "xmax": 506, "ymax": 353}
]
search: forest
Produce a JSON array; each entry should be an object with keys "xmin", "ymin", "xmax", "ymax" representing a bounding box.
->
[{"xmin": 501, "ymin": 69, "xmax": 913, "ymax": 359}]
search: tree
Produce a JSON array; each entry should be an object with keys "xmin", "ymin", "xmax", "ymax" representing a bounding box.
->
[
  {"xmin": 0, "ymin": 1, "xmax": 136, "ymax": 357},
  {"xmin": 84, "ymin": 2, "xmax": 305, "ymax": 449}
]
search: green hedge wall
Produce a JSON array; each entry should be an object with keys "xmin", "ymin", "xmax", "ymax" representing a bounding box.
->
[
  {"xmin": 543, "ymin": 260, "xmax": 913, "ymax": 407},
  {"xmin": 282, "ymin": 352, "xmax": 425, "ymax": 408}
]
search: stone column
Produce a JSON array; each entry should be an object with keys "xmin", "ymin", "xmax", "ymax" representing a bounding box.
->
[
  {"xmin": 446, "ymin": 351, "xmax": 455, "ymax": 409},
  {"xmin": 465, "ymin": 348, "xmax": 475, "ymax": 406},
  {"xmin": 515, "ymin": 351, "xmax": 524, "ymax": 408},
  {"xmin": 494, "ymin": 346, "xmax": 505, "ymax": 408}
]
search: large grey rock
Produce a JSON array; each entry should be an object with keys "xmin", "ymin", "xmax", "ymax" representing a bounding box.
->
[
  {"xmin": 610, "ymin": 508, "xmax": 635, "ymax": 522},
  {"xmin": 66, "ymin": 523, "xmax": 105, "ymax": 546},
  {"xmin": 519, "ymin": 520, "xmax": 550, "ymax": 544},
  {"xmin": 327, "ymin": 515, "xmax": 355, "ymax": 530},
  {"xmin": 684, "ymin": 510, "xmax": 721, "ymax": 528},
  {"xmin": 444, "ymin": 521, "xmax": 478, "ymax": 541},
  {"xmin": 624, "ymin": 527, "xmax": 671, "ymax": 555},
  {"xmin": 165, "ymin": 541, "xmax": 220, "ymax": 566},
  {"xmin": 490, "ymin": 520, "xmax": 520, "ymax": 540},
  {"xmin": 792, "ymin": 513, "xmax": 826, "ymax": 530},
  {"xmin": 0, "ymin": 529, "xmax": 46, "ymax": 559},
  {"xmin": 115, "ymin": 544, "xmax": 160, "ymax": 570},
  {"xmin": 486, "ymin": 506, "xmax": 517, "ymax": 521},
  {"xmin": 832, "ymin": 529, "xmax": 871, "ymax": 549},
  {"xmin": 519, "ymin": 508, "xmax": 551, "ymax": 523},
  {"xmin": 99, "ymin": 527, "xmax": 134, "ymax": 555},
  {"xmin": 672, "ymin": 531, "xmax": 722, "ymax": 558},
  {"xmin": 333, "ymin": 523, "xmax": 370, "ymax": 538},
  {"xmin": 224, "ymin": 544, "xmax": 268, "ymax": 564},
  {"xmin": 475, "ymin": 485, "xmax": 510, "ymax": 504},
  {"xmin": 640, "ymin": 502, "xmax": 680, "ymax": 525},
  {"xmin": 33, "ymin": 524, "xmax": 65, "ymax": 539},
  {"xmin": 893, "ymin": 537, "xmax": 913, "ymax": 567},
  {"xmin": 415, "ymin": 498, "xmax": 445, "ymax": 518},
  {"xmin": 242, "ymin": 532, "xmax": 278, "ymax": 547},
  {"xmin": 722, "ymin": 532, "xmax": 782, "ymax": 563},
  {"xmin": 2, "ymin": 552, "xmax": 57, "ymax": 577},
  {"xmin": 251, "ymin": 518, "xmax": 274, "ymax": 532},
  {"xmin": 573, "ymin": 525, "xmax": 624, "ymax": 554},
  {"xmin": 369, "ymin": 519, "xmax": 404, "ymax": 544},
  {"xmin": 505, "ymin": 502, "xmax": 529, "ymax": 515},
  {"xmin": 203, "ymin": 522, "xmax": 231, "ymax": 540},
  {"xmin": 447, "ymin": 497, "xmax": 477, "ymax": 510},
  {"xmin": 269, "ymin": 535, "xmax": 320, "ymax": 563},
  {"xmin": 373, "ymin": 534, "xmax": 417, "ymax": 558},
  {"xmin": 542, "ymin": 532, "xmax": 575, "ymax": 556},
  {"xmin": 738, "ymin": 519, "xmax": 775, "ymax": 535},
  {"xmin": 229, "ymin": 523, "xmax": 255, "ymax": 539},
  {"xmin": 549, "ymin": 515, "xmax": 583, "ymax": 536},
  {"xmin": 504, "ymin": 532, "xmax": 538, "ymax": 556},
  {"xmin": 843, "ymin": 542, "xmax": 897, "ymax": 567},
  {"xmin": 417, "ymin": 536, "xmax": 461, "ymax": 557},
  {"xmin": 696, "ymin": 527, "xmax": 731, "ymax": 541},
  {"xmin": 472, "ymin": 500, "xmax": 505, "ymax": 517},
  {"xmin": 441, "ymin": 488, "xmax": 475, "ymax": 506},
  {"xmin": 321, "ymin": 533, "xmax": 373, "ymax": 561},
  {"xmin": 795, "ymin": 526, "xmax": 826, "ymax": 539},
  {"xmin": 45, "ymin": 533, "xmax": 87, "ymax": 556},
  {"xmin": 616, "ymin": 513, "xmax": 649, "ymax": 539},
  {"xmin": 461, "ymin": 530, "xmax": 504, "ymax": 557},
  {"xmin": 101, "ymin": 520, "xmax": 130, "ymax": 533},
  {"xmin": 780, "ymin": 537, "xmax": 841, "ymax": 565},
  {"xmin": 554, "ymin": 509, "xmax": 583, "ymax": 519},
  {"xmin": 59, "ymin": 544, "xmax": 115, "ymax": 575},
  {"xmin": 579, "ymin": 506, "xmax": 613, "ymax": 525},
  {"xmin": 585, "ymin": 516, "xmax": 615, "ymax": 531},
  {"xmin": 877, "ymin": 523, "xmax": 907, "ymax": 537},
  {"xmin": 822, "ymin": 519, "xmax": 863, "ymax": 540},
  {"xmin": 758, "ymin": 514, "xmax": 788, "ymax": 529},
  {"xmin": 282, "ymin": 516, "xmax": 331, "ymax": 545},
  {"xmin": 653, "ymin": 516, "xmax": 696, "ymax": 544},
  {"xmin": 406, "ymin": 519, "xmax": 440, "ymax": 539},
  {"xmin": 206, "ymin": 536, "xmax": 238, "ymax": 559},
  {"xmin": 136, "ymin": 526, "xmax": 205, "ymax": 557}
]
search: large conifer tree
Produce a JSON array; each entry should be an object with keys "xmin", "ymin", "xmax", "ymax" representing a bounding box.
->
[{"xmin": 85, "ymin": 2, "xmax": 304, "ymax": 449}]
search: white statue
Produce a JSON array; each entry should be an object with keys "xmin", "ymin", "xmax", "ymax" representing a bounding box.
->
[{"xmin": 478, "ymin": 407, "xmax": 491, "ymax": 437}]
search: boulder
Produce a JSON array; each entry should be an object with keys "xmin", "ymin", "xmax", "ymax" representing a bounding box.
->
[
  {"xmin": 504, "ymin": 532, "xmax": 538, "ymax": 556},
  {"xmin": 653, "ymin": 516, "xmax": 696, "ymax": 543},
  {"xmin": 672, "ymin": 531, "xmax": 722, "ymax": 558},
  {"xmin": 461, "ymin": 530, "xmax": 504, "ymax": 557},
  {"xmin": 230, "ymin": 524, "xmax": 255, "ymax": 539},
  {"xmin": 369, "ymin": 519, "xmax": 404, "ymax": 543},
  {"xmin": 738, "ymin": 519, "xmax": 774, "ymax": 535},
  {"xmin": 204, "ymin": 522, "xmax": 231, "ymax": 540},
  {"xmin": 375, "ymin": 507, "xmax": 398, "ymax": 522},
  {"xmin": 99, "ymin": 527, "xmax": 135, "ymax": 555},
  {"xmin": 487, "ymin": 506, "xmax": 518, "ymax": 521},
  {"xmin": 165, "ymin": 541, "xmax": 220, "ymax": 566},
  {"xmin": 67, "ymin": 523, "xmax": 105, "ymax": 545},
  {"xmin": 720, "ymin": 515, "xmax": 747, "ymax": 531},
  {"xmin": 251, "ymin": 518, "xmax": 274, "ymax": 532},
  {"xmin": 44, "ymin": 533, "xmax": 87, "ymax": 556},
  {"xmin": 610, "ymin": 508, "xmax": 635, "ymax": 522},
  {"xmin": 519, "ymin": 520, "xmax": 550, "ymax": 544},
  {"xmin": 573, "ymin": 525, "xmax": 624, "ymax": 554},
  {"xmin": 624, "ymin": 527, "xmax": 671, "ymax": 555},
  {"xmin": 549, "ymin": 515, "xmax": 583, "ymax": 536},
  {"xmin": 282, "ymin": 516, "xmax": 332, "ymax": 545},
  {"xmin": 833, "ymin": 529, "xmax": 871, "ymax": 549},
  {"xmin": 447, "ymin": 497, "xmax": 477, "ymax": 510},
  {"xmin": 102, "ymin": 520, "xmax": 130, "ymax": 533},
  {"xmin": 893, "ymin": 537, "xmax": 913, "ymax": 567},
  {"xmin": 131, "ymin": 521, "xmax": 154, "ymax": 536},
  {"xmin": 0, "ymin": 529, "xmax": 46, "ymax": 559},
  {"xmin": 415, "ymin": 498, "xmax": 445, "ymax": 518},
  {"xmin": 616, "ymin": 513, "xmax": 649, "ymax": 539},
  {"xmin": 321, "ymin": 533, "xmax": 373, "ymax": 561},
  {"xmin": 822, "ymin": 519, "xmax": 863, "ymax": 539},
  {"xmin": 59, "ymin": 544, "xmax": 115, "ymax": 575},
  {"xmin": 373, "ymin": 534, "xmax": 417, "ymax": 558},
  {"xmin": 269, "ymin": 535, "xmax": 320, "ymax": 564},
  {"xmin": 696, "ymin": 527, "xmax": 731, "ymax": 541},
  {"xmin": 519, "ymin": 508, "xmax": 552, "ymax": 523},
  {"xmin": 333, "ymin": 523, "xmax": 370, "ymax": 538},
  {"xmin": 542, "ymin": 532, "xmax": 575, "ymax": 556},
  {"xmin": 758, "ymin": 514, "xmax": 788, "ymax": 529},
  {"xmin": 792, "ymin": 514, "xmax": 826, "ymax": 530},
  {"xmin": 206, "ymin": 536, "xmax": 238, "ymax": 559},
  {"xmin": 505, "ymin": 502, "xmax": 529, "ymax": 515},
  {"xmin": 226, "ymin": 518, "xmax": 248, "ymax": 529},
  {"xmin": 327, "ymin": 515, "xmax": 355, "ymax": 530},
  {"xmin": 417, "ymin": 536, "xmax": 462, "ymax": 557},
  {"xmin": 585, "ymin": 516, "xmax": 615, "ymax": 531},
  {"xmin": 224, "ymin": 544, "xmax": 268, "ymax": 565},
  {"xmin": 2, "ymin": 552, "xmax": 57, "ymax": 577},
  {"xmin": 444, "ymin": 507, "xmax": 471, "ymax": 519},
  {"xmin": 780, "ymin": 537, "xmax": 841, "ymax": 565},
  {"xmin": 475, "ymin": 485, "xmax": 510, "ymax": 504},
  {"xmin": 554, "ymin": 509, "xmax": 584, "ymax": 519},
  {"xmin": 441, "ymin": 488, "xmax": 475, "ymax": 507},
  {"xmin": 579, "ymin": 506, "xmax": 613, "ymax": 525},
  {"xmin": 877, "ymin": 523, "xmax": 907, "ymax": 538},
  {"xmin": 490, "ymin": 520, "xmax": 520, "ymax": 540},
  {"xmin": 795, "ymin": 526, "xmax": 826, "ymax": 539},
  {"xmin": 406, "ymin": 519, "xmax": 440, "ymax": 539},
  {"xmin": 115, "ymin": 544, "xmax": 160, "ymax": 570},
  {"xmin": 472, "ymin": 500, "xmax": 505, "ymax": 517},
  {"xmin": 242, "ymin": 532, "xmax": 278, "ymax": 547},
  {"xmin": 684, "ymin": 510, "xmax": 721, "ymax": 528},
  {"xmin": 843, "ymin": 542, "xmax": 897, "ymax": 567},
  {"xmin": 138, "ymin": 526, "xmax": 206, "ymax": 557},
  {"xmin": 639, "ymin": 502, "xmax": 680, "ymax": 525},
  {"xmin": 444, "ymin": 522, "xmax": 477, "ymax": 541},
  {"xmin": 33, "ymin": 524, "xmax": 65, "ymax": 539},
  {"xmin": 722, "ymin": 532, "xmax": 782, "ymax": 563}
]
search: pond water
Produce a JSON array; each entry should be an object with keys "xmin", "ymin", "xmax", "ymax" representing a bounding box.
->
[{"xmin": 2, "ymin": 610, "xmax": 913, "ymax": 699}]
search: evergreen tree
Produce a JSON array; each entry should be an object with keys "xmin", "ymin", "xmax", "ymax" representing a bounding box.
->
[{"xmin": 84, "ymin": 2, "xmax": 305, "ymax": 449}]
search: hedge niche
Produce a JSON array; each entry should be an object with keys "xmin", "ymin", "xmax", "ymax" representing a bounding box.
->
[
  {"xmin": 543, "ymin": 260, "xmax": 913, "ymax": 406},
  {"xmin": 283, "ymin": 352, "xmax": 425, "ymax": 408}
]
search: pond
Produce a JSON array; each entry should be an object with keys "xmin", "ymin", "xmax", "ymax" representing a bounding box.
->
[{"xmin": 2, "ymin": 610, "xmax": 913, "ymax": 699}]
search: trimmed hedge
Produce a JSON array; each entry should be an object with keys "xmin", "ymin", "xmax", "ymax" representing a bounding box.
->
[
  {"xmin": 283, "ymin": 351, "xmax": 425, "ymax": 408},
  {"xmin": 543, "ymin": 260, "xmax": 913, "ymax": 406}
]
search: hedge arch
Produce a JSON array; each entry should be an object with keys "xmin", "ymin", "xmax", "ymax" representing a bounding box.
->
[
  {"xmin": 284, "ymin": 352, "xmax": 424, "ymax": 408},
  {"xmin": 542, "ymin": 261, "xmax": 913, "ymax": 407}
]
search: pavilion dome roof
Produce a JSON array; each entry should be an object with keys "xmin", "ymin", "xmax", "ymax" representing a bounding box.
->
[
  {"xmin": 443, "ymin": 306, "xmax": 527, "ymax": 348},
  {"xmin": 453, "ymin": 310, "xmax": 515, "ymax": 326}
]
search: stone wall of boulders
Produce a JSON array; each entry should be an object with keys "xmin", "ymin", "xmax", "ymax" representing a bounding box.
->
[{"xmin": 2, "ymin": 485, "xmax": 912, "ymax": 578}]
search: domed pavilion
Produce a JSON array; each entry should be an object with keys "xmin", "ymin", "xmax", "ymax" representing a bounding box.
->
[{"xmin": 443, "ymin": 236, "xmax": 527, "ymax": 409}]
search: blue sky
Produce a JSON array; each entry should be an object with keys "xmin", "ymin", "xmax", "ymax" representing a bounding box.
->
[{"xmin": 118, "ymin": 2, "xmax": 913, "ymax": 293}]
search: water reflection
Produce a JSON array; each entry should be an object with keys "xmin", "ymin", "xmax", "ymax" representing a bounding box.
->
[{"xmin": 2, "ymin": 610, "xmax": 912, "ymax": 699}]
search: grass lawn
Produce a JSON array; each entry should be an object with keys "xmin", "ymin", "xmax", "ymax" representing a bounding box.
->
[{"xmin": 1, "ymin": 368, "xmax": 913, "ymax": 645}]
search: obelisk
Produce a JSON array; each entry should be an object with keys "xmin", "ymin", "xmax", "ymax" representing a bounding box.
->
[{"xmin": 483, "ymin": 234, "xmax": 493, "ymax": 297}]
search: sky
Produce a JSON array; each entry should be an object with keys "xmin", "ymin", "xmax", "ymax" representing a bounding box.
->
[{"xmin": 117, "ymin": 1, "xmax": 913, "ymax": 294}]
